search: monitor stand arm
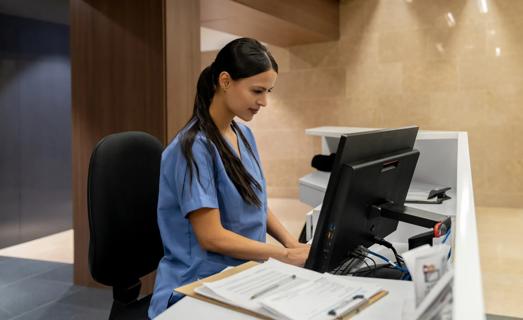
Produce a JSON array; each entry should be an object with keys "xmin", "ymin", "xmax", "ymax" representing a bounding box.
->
[{"xmin": 371, "ymin": 202, "xmax": 449, "ymax": 230}]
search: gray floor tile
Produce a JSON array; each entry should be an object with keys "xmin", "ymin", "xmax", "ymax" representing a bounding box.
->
[
  {"xmin": 0, "ymin": 256, "xmax": 12, "ymax": 263},
  {"xmin": 11, "ymin": 302, "xmax": 110, "ymax": 320},
  {"xmin": 33, "ymin": 264, "xmax": 72, "ymax": 283},
  {"xmin": 0, "ymin": 278, "xmax": 76, "ymax": 317},
  {"xmin": 0, "ymin": 306, "xmax": 12, "ymax": 320},
  {"xmin": 0, "ymin": 257, "xmax": 113, "ymax": 318},
  {"xmin": 56, "ymin": 286, "xmax": 113, "ymax": 311},
  {"xmin": 0, "ymin": 258, "xmax": 59, "ymax": 288}
]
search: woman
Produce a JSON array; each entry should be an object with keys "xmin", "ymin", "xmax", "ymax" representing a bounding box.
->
[{"xmin": 148, "ymin": 38, "xmax": 310, "ymax": 319}]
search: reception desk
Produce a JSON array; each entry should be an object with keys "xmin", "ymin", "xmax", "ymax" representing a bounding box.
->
[
  {"xmin": 299, "ymin": 127, "xmax": 484, "ymax": 320},
  {"xmin": 157, "ymin": 127, "xmax": 484, "ymax": 319}
]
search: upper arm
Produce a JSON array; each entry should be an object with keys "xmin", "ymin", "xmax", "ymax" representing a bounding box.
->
[
  {"xmin": 188, "ymin": 207, "xmax": 225, "ymax": 251},
  {"xmin": 173, "ymin": 138, "xmax": 219, "ymax": 219}
]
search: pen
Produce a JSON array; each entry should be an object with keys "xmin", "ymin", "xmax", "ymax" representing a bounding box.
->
[
  {"xmin": 327, "ymin": 294, "xmax": 367, "ymax": 319},
  {"xmin": 249, "ymin": 274, "xmax": 297, "ymax": 300}
]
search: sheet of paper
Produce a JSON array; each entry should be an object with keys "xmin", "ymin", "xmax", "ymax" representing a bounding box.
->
[
  {"xmin": 259, "ymin": 275, "xmax": 381, "ymax": 320},
  {"xmin": 202, "ymin": 259, "xmax": 321, "ymax": 312},
  {"xmin": 195, "ymin": 259, "xmax": 382, "ymax": 320},
  {"xmin": 194, "ymin": 285, "xmax": 280, "ymax": 319}
]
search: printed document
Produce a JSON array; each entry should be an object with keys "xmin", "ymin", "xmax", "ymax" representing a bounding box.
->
[{"xmin": 194, "ymin": 259, "xmax": 382, "ymax": 320}]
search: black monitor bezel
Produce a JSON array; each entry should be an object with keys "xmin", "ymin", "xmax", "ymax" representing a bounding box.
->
[{"xmin": 304, "ymin": 126, "xmax": 419, "ymax": 272}]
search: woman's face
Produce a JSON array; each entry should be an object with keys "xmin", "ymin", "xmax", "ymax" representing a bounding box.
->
[{"xmin": 221, "ymin": 70, "xmax": 278, "ymax": 122}]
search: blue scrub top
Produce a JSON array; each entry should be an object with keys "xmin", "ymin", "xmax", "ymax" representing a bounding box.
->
[{"xmin": 148, "ymin": 122, "xmax": 268, "ymax": 319}]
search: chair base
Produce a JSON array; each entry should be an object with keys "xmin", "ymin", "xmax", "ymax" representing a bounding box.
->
[{"xmin": 109, "ymin": 294, "xmax": 152, "ymax": 320}]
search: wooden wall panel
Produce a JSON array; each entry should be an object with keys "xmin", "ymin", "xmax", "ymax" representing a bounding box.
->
[
  {"xmin": 201, "ymin": 0, "xmax": 339, "ymax": 47},
  {"xmin": 234, "ymin": 0, "xmax": 338, "ymax": 37},
  {"xmin": 165, "ymin": 0, "xmax": 200, "ymax": 140},
  {"xmin": 70, "ymin": 0, "xmax": 166, "ymax": 287}
]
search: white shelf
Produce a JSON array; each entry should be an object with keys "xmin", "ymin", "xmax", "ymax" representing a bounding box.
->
[
  {"xmin": 305, "ymin": 126, "xmax": 377, "ymax": 137},
  {"xmin": 305, "ymin": 126, "xmax": 461, "ymax": 140},
  {"xmin": 298, "ymin": 171, "xmax": 329, "ymax": 191},
  {"xmin": 300, "ymin": 171, "xmax": 456, "ymax": 216},
  {"xmin": 406, "ymin": 190, "xmax": 456, "ymax": 217}
]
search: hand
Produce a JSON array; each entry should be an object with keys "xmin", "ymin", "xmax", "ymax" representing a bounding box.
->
[
  {"xmin": 280, "ymin": 245, "xmax": 311, "ymax": 267},
  {"xmin": 283, "ymin": 238, "xmax": 308, "ymax": 249},
  {"xmin": 294, "ymin": 242, "xmax": 310, "ymax": 248}
]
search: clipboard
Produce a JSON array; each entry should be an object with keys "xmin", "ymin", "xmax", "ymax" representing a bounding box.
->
[{"xmin": 175, "ymin": 261, "xmax": 389, "ymax": 320}]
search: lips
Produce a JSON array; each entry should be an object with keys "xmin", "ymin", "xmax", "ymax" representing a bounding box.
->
[{"xmin": 249, "ymin": 108, "xmax": 259, "ymax": 114}]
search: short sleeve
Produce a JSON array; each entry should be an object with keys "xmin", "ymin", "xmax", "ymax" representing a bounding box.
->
[{"xmin": 173, "ymin": 137, "xmax": 219, "ymax": 218}]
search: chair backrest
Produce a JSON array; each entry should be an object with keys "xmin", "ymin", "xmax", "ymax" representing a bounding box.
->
[{"xmin": 87, "ymin": 131, "xmax": 164, "ymax": 292}]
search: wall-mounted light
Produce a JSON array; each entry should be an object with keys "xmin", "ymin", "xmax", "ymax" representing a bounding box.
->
[
  {"xmin": 446, "ymin": 13, "xmax": 456, "ymax": 27},
  {"xmin": 478, "ymin": 0, "xmax": 489, "ymax": 14}
]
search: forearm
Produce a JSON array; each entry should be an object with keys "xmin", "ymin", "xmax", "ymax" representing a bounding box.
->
[
  {"xmin": 205, "ymin": 228, "xmax": 288, "ymax": 261},
  {"xmin": 267, "ymin": 209, "xmax": 300, "ymax": 248},
  {"xmin": 188, "ymin": 207, "xmax": 305, "ymax": 265}
]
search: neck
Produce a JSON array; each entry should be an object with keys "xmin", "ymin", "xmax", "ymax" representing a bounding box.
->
[{"xmin": 209, "ymin": 94, "xmax": 235, "ymax": 134}]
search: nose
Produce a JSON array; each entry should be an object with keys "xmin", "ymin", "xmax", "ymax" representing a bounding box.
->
[{"xmin": 257, "ymin": 94, "xmax": 268, "ymax": 107}]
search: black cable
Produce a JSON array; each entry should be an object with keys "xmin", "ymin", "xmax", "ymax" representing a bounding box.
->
[
  {"xmin": 333, "ymin": 248, "xmax": 362, "ymax": 275},
  {"xmin": 352, "ymin": 252, "xmax": 374, "ymax": 271},
  {"xmin": 350, "ymin": 249, "xmax": 373, "ymax": 274},
  {"xmin": 337, "ymin": 259, "xmax": 353, "ymax": 275},
  {"xmin": 366, "ymin": 255, "xmax": 377, "ymax": 269},
  {"xmin": 345, "ymin": 260, "xmax": 359, "ymax": 274},
  {"xmin": 358, "ymin": 256, "xmax": 371, "ymax": 272},
  {"xmin": 331, "ymin": 255, "xmax": 356, "ymax": 275},
  {"xmin": 389, "ymin": 246, "xmax": 403, "ymax": 267},
  {"xmin": 341, "ymin": 256, "xmax": 364, "ymax": 275},
  {"xmin": 333, "ymin": 252, "xmax": 370, "ymax": 276},
  {"xmin": 373, "ymin": 236, "xmax": 403, "ymax": 267},
  {"xmin": 347, "ymin": 250, "xmax": 379, "ymax": 276},
  {"xmin": 331, "ymin": 246, "xmax": 387, "ymax": 276}
]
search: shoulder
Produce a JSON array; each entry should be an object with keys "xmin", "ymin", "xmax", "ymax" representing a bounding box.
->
[{"xmin": 163, "ymin": 129, "xmax": 216, "ymax": 163}]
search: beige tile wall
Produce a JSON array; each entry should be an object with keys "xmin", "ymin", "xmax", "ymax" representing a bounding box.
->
[{"xmin": 201, "ymin": 0, "xmax": 523, "ymax": 207}]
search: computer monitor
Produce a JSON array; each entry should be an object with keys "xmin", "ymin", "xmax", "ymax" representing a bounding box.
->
[{"xmin": 305, "ymin": 126, "xmax": 420, "ymax": 273}]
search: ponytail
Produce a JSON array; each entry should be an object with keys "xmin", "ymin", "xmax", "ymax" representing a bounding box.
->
[{"xmin": 179, "ymin": 38, "xmax": 277, "ymax": 208}]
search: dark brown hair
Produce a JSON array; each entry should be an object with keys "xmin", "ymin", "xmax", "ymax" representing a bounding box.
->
[{"xmin": 180, "ymin": 38, "xmax": 278, "ymax": 207}]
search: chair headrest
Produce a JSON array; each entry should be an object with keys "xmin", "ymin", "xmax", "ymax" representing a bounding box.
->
[{"xmin": 87, "ymin": 131, "xmax": 164, "ymax": 287}]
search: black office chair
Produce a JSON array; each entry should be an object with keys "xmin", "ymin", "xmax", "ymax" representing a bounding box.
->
[{"xmin": 87, "ymin": 131, "xmax": 164, "ymax": 320}]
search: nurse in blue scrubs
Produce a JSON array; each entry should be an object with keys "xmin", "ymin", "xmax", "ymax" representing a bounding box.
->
[{"xmin": 148, "ymin": 38, "xmax": 310, "ymax": 319}]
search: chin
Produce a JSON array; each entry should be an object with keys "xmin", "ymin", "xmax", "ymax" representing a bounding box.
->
[{"xmin": 237, "ymin": 114, "xmax": 254, "ymax": 122}]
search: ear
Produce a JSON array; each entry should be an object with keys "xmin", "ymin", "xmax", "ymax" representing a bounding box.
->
[{"xmin": 218, "ymin": 71, "xmax": 232, "ymax": 90}]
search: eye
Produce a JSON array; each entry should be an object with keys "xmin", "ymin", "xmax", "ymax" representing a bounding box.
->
[{"xmin": 252, "ymin": 89, "xmax": 264, "ymax": 94}]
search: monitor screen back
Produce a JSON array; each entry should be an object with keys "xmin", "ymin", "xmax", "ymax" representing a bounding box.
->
[{"xmin": 305, "ymin": 126, "xmax": 419, "ymax": 272}]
